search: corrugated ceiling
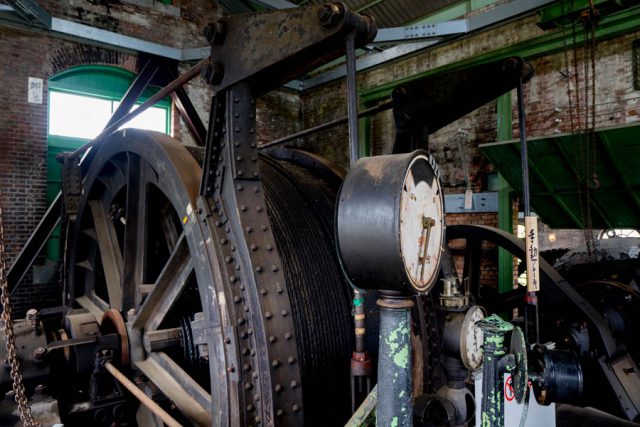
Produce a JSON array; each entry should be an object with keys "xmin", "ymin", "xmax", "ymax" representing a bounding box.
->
[{"xmin": 292, "ymin": 0, "xmax": 461, "ymax": 27}]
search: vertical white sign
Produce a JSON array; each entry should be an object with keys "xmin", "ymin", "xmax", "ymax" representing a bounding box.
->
[
  {"xmin": 524, "ymin": 216, "xmax": 540, "ymax": 292},
  {"xmin": 28, "ymin": 77, "xmax": 43, "ymax": 104}
]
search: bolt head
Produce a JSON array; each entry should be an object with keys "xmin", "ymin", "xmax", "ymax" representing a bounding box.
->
[
  {"xmin": 318, "ymin": 4, "xmax": 342, "ymax": 28},
  {"xmin": 203, "ymin": 20, "xmax": 226, "ymax": 45}
]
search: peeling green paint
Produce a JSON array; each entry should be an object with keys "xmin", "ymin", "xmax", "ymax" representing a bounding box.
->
[
  {"xmin": 393, "ymin": 344, "xmax": 409, "ymax": 369},
  {"xmin": 477, "ymin": 314, "xmax": 512, "ymax": 427}
]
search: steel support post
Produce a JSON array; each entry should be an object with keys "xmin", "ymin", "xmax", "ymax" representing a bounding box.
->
[
  {"xmin": 477, "ymin": 314, "xmax": 514, "ymax": 427},
  {"xmin": 517, "ymin": 76, "xmax": 540, "ymax": 345},
  {"xmin": 376, "ymin": 293, "xmax": 414, "ymax": 427}
]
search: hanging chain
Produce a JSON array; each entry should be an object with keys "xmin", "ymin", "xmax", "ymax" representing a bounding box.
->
[
  {"xmin": 582, "ymin": 1, "xmax": 599, "ymax": 255},
  {"xmin": 0, "ymin": 189, "xmax": 37, "ymax": 426},
  {"xmin": 562, "ymin": 0, "xmax": 599, "ymax": 256}
]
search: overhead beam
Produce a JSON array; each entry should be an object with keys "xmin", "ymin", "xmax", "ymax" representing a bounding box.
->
[
  {"xmin": 217, "ymin": 0, "xmax": 254, "ymax": 14},
  {"xmin": 0, "ymin": 5, "xmax": 212, "ymax": 62},
  {"xmin": 372, "ymin": 20, "xmax": 468, "ymax": 43},
  {"xmin": 356, "ymin": 0, "xmax": 386, "ymax": 13},
  {"xmin": 5, "ymin": 0, "xmax": 50, "ymax": 28},
  {"xmin": 51, "ymin": 18, "xmax": 184, "ymax": 60},
  {"xmin": 299, "ymin": 0, "xmax": 555, "ymax": 89},
  {"xmin": 0, "ymin": 0, "xmax": 557, "ymax": 92},
  {"xmin": 251, "ymin": 0, "xmax": 297, "ymax": 9}
]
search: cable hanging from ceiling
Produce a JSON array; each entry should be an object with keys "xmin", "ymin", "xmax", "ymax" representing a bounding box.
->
[{"xmin": 560, "ymin": 0, "xmax": 600, "ymax": 257}]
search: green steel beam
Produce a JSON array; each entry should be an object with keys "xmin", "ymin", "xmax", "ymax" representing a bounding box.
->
[
  {"xmin": 408, "ymin": 2, "xmax": 471, "ymax": 25},
  {"xmin": 537, "ymin": 0, "xmax": 640, "ymax": 29},
  {"xmin": 496, "ymin": 93, "xmax": 514, "ymax": 294},
  {"xmin": 361, "ymin": 6, "xmax": 640, "ymax": 104},
  {"xmin": 356, "ymin": 0, "xmax": 386, "ymax": 13},
  {"xmin": 359, "ymin": 115, "xmax": 372, "ymax": 157},
  {"xmin": 506, "ymin": 142, "xmax": 587, "ymax": 228},
  {"xmin": 599, "ymin": 132, "xmax": 640, "ymax": 213},
  {"xmin": 543, "ymin": 135, "xmax": 614, "ymax": 229}
]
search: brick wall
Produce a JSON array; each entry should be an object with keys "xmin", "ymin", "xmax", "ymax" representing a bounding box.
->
[
  {"xmin": 298, "ymin": 80, "xmax": 349, "ymax": 165},
  {"xmin": 298, "ymin": 15, "xmax": 640, "ymax": 184},
  {"xmin": 295, "ymin": 13, "xmax": 640, "ymax": 290},
  {"xmin": 446, "ymin": 212, "xmax": 500, "ymax": 288},
  {"xmin": 3, "ymin": 3, "xmax": 640, "ymax": 312},
  {"xmin": 515, "ymin": 30, "xmax": 640, "ymax": 138},
  {"xmin": 0, "ymin": 1, "xmax": 220, "ymax": 315},
  {"xmin": 1, "ymin": 29, "xmax": 56, "ymax": 315},
  {"xmin": 43, "ymin": 0, "xmax": 217, "ymax": 49}
]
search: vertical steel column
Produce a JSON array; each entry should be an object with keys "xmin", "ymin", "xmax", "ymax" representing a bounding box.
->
[
  {"xmin": 517, "ymin": 77, "xmax": 540, "ymax": 344},
  {"xmin": 477, "ymin": 314, "xmax": 514, "ymax": 427},
  {"xmin": 496, "ymin": 93, "xmax": 514, "ymax": 295},
  {"xmin": 376, "ymin": 294, "xmax": 414, "ymax": 427}
]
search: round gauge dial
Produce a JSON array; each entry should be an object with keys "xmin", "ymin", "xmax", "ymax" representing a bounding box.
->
[
  {"xmin": 460, "ymin": 305, "xmax": 486, "ymax": 370},
  {"xmin": 399, "ymin": 155, "xmax": 445, "ymax": 292},
  {"xmin": 336, "ymin": 150, "xmax": 444, "ymax": 294}
]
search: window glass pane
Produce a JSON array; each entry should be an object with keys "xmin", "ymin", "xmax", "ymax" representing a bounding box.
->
[
  {"xmin": 49, "ymin": 92, "xmax": 111, "ymax": 139},
  {"xmin": 113, "ymin": 102, "xmax": 167, "ymax": 133}
]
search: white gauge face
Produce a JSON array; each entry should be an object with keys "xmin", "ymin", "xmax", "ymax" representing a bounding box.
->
[
  {"xmin": 461, "ymin": 306, "xmax": 486, "ymax": 370},
  {"xmin": 399, "ymin": 156, "xmax": 444, "ymax": 292}
]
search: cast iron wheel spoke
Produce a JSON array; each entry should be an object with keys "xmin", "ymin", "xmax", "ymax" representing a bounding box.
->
[
  {"xmin": 135, "ymin": 352, "xmax": 212, "ymax": 426},
  {"xmin": 88, "ymin": 199, "xmax": 124, "ymax": 310},
  {"xmin": 76, "ymin": 294, "xmax": 108, "ymax": 321},
  {"xmin": 133, "ymin": 233, "xmax": 193, "ymax": 331},
  {"xmin": 159, "ymin": 203, "xmax": 180, "ymax": 251},
  {"xmin": 122, "ymin": 153, "xmax": 148, "ymax": 311}
]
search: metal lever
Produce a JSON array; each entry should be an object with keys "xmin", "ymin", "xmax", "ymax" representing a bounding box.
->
[{"xmin": 345, "ymin": 31, "xmax": 360, "ymax": 166}]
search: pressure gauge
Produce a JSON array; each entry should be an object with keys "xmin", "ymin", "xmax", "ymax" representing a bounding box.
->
[
  {"xmin": 460, "ymin": 305, "xmax": 486, "ymax": 370},
  {"xmin": 337, "ymin": 150, "xmax": 444, "ymax": 294}
]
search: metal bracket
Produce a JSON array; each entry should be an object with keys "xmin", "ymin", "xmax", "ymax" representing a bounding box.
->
[
  {"xmin": 372, "ymin": 20, "xmax": 468, "ymax": 44},
  {"xmin": 599, "ymin": 354, "xmax": 640, "ymax": 420}
]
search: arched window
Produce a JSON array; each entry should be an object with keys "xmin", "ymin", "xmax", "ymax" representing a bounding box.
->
[{"xmin": 46, "ymin": 65, "xmax": 172, "ymax": 261}]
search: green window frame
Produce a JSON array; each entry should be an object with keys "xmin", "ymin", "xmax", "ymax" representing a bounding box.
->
[{"xmin": 46, "ymin": 65, "xmax": 172, "ymax": 261}]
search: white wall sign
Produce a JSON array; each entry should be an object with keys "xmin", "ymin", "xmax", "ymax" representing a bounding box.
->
[
  {"xmin": 28, "ymin": 77, "xmax": 43, "ymax": 104},
  {"xmin": 474, "ymin": 373, "xmax": 555, "ymax": 427}
]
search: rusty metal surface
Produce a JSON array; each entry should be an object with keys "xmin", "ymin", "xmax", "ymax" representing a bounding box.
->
[
  {"xmin": 260, "ymin": 154, "xmax": 354, "ymax": 424},
  {"xmin": 391, "ymin": 57, "xmax": 533, "ymax": 153},
  {"xmin": 200, "ymin": 83, "xmax": 305, "ymax": 425},
  {"xmin": 67, "ymin": 131, "xmax": 227, "ymax": 425},
  {"xmin": 206, "ymin": 3, "xmax": 376, "ymax": 95}
]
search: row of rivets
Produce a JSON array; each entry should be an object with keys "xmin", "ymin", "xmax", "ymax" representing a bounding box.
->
[
  {"xmin": 209, "ymin": 194, "xmax": 269, "ymax": 423},
  {"xmin": 230, "ymin": 126, "xmax": 304, "ymax": 422}
]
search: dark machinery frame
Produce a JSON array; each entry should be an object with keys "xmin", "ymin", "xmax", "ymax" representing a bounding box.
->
[{"xmin": 5, "ymin": 2, "xmax": 640, "ymax": 426}]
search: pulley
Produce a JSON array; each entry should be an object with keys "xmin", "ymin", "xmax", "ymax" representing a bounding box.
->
[{"xmin": 530, "ymin": 345, "xmax": 583, "ymax": 405}]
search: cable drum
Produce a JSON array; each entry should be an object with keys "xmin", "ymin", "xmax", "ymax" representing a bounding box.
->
[
  {"xmin": 191, "ymin": 146, "xmax": 354, "ymax": 425},
  {"xmin": 260, "ymin": 153, "xmax": 354, "ymax": 426}
]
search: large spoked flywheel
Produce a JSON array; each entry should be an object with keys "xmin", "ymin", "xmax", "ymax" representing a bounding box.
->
[{"xmin": 67, "ymin": 129, "xmax": 354, "ymax": 426}]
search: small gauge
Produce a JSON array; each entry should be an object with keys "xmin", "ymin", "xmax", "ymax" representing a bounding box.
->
[
  {"xmin": 460, "ymin": 305, "xmax": 486, "ymax": 370},
  {"xmin": 337, "ymin": 150, "xmax": 444, "ymax": 294}
]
